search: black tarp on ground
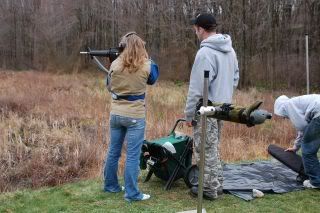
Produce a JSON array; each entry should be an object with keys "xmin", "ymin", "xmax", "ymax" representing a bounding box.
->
[{"xmin": 223, "ymin": 161, "xmax": 304, "ymax": 201}]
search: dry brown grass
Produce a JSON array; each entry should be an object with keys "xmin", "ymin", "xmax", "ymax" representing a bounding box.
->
[
  {"xmin": 0, "ymin": 70, "xmax": 108, "ymax": 192},
  {"xmin": 0, "ymin": 70, "xmax": 297, "ymax": 192}
]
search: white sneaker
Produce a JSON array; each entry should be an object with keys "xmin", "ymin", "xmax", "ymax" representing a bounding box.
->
[
  {"xmin": 121, "ymin": 186, "xmax": 125, "ymax": 191},
  {"xmin": 303, "ymin": 180, "xmax": 319, "ymax": 189},
  {"xmin": 141, "ymin": 194, "xmax": 151, "ymax": 200}
]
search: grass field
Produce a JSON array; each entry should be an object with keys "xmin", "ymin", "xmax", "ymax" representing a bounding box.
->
[
  {"xmin": 1, "ymin": 70, "xmax": 320, "ymax": 212},
  {"xmin": 0, "ymin": 177, "xmax": 319, "ymax": 213}
]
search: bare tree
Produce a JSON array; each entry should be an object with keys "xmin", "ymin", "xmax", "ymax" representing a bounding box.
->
[{"xmin": 0, "ymin": 0, "xmax": 319, "ymax": 90}]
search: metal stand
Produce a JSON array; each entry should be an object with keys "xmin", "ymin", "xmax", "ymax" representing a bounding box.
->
[
  {"xmin": 197, "ymin": 70, "xmax": 209, "ymax": 213},
  {"xmin": 179, "ymin": 70, "xmax": 209, "ymax": 213}
]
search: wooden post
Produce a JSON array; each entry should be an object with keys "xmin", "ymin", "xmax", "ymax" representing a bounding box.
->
[{"xmin": 305, "ymin": 34, "xmax": 309, "ymax": 94}]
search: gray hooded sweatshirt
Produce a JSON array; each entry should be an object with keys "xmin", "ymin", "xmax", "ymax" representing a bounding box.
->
[
  {"xmin": 274, "ymin": 94, "xmax": 320, "ymax": 150},
  {"xmin": 184, "ymin": 34, "xmax": 239, "ymax": 121}
]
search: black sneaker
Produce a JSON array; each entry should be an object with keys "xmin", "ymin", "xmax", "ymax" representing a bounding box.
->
[{"xmin": 190, "ymin": 187, "xmax": 217, "ymax": 201}]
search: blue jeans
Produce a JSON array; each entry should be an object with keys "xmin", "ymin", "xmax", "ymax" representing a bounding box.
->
[
  {"xmin": 104, "ymin": 114, "xmax": 145, "ymax": 201},
  {"xmin": 302, "ymin": 117, "xmax": 320, "ymax": 187}
]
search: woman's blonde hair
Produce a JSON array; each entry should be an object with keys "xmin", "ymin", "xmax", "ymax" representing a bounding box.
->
[{"xmin": 118, "ymin": 32, "xmax": 148, "ymax": 73}]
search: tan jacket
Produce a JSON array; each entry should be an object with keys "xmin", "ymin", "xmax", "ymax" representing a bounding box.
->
[{"xmin": 109, "ymin": 58, "xmax": 152, "ymax": 118}]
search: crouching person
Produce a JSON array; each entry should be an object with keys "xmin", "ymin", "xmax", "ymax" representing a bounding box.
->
[{"xmin": 274, "ymin": 94, "xmax": 320, "ymax": 189}]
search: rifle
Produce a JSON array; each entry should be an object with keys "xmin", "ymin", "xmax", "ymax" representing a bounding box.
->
[{"xmin": 80, "ymin": 47, "xmax": 121, "ymax": 73}]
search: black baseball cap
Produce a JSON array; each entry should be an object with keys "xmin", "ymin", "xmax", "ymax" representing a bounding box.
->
[{"xmin": 190, "ymin": 13, "xmax": 217, "ymax": 30}]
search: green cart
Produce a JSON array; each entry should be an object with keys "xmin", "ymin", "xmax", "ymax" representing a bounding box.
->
[{"xmin": 140, "ymin": 119, "xmax": 193, "ymax": 190}]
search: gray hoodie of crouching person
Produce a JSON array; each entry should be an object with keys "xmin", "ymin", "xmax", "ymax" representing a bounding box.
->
[
  {"xmin": 184, "ymin": 34, "xmax": 239, "ymax": 122},
  {"xmin": 274, "ymin": 94, "xmax": 320, "ymax": 150}
]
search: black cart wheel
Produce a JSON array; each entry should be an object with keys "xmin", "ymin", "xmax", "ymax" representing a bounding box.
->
[{"xmin": 184, "ymin": 165, "xmax": 199, "ymax": 188}]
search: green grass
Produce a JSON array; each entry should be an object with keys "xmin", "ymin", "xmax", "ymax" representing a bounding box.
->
[{"xmin": 0, "ymin": 175, "xmax": 319, "ymax": 213}]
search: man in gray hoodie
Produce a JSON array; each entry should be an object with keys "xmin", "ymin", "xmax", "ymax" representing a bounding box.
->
[
  {"xmin": 184, "ymin": 13, "xmax": 239, "ymax": 200},
  {"xmin": 274, "ymin": 94, "xmax": 320, "ymax": 189}
]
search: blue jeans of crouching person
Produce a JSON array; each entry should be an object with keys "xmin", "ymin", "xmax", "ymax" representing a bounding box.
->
[
  {"xmin": 104, "ymin": 114, "xmax": 146, "ymax": 201},
  {"xmin": 302, "ymin": 116, "xmax": 320, "ymax": 187}
]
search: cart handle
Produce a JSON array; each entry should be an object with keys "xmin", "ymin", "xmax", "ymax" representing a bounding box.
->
[{"xmin": 169, "ymin": 119, "xmax": 186, "ymax": 135}]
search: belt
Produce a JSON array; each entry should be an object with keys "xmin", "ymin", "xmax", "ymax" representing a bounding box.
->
[{"xmin": 112, "ymin": 93, "xmax": 145, "ymax": 101}]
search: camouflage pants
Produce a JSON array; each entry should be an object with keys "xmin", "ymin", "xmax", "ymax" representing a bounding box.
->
[{"xmin": 193, "ymin": 116, "xmax": 223, "ymax": 198}]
